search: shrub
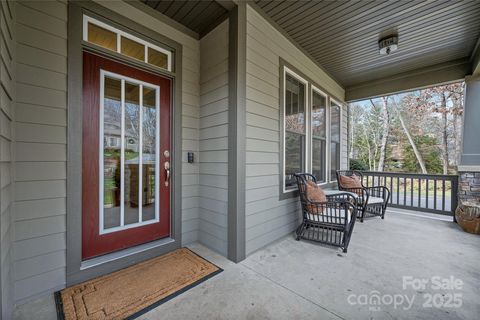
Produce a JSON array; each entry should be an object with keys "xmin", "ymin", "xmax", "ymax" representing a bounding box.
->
[{"xmin": 350, "ymin": 158, "xmax": 368, "ymax": 171}]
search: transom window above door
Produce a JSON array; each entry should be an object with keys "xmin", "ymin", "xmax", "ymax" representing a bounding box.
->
[{"xmin": 83, "ymin": 15, "xmax": 173, "ymax": 71}]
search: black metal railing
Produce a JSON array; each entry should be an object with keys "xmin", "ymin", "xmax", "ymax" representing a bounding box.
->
[{"xmin": 359, "ymin": 171, "xmax": 458, "ymax": 216}]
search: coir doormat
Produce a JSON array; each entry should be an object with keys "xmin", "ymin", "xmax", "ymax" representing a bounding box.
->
[{"xmin": 55, "ymin": 248, "xmax": 222, "ymax": 319}]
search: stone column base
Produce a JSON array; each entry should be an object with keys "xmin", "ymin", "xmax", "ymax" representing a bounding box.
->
[{"xmin": 458, "ymin": 171, "xmax": 480, "ymax": 204}]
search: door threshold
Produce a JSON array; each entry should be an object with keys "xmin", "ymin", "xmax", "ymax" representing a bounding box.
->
[{"xmin": 81, "ymin": 237, "xmax": 175, "ymax": 270}]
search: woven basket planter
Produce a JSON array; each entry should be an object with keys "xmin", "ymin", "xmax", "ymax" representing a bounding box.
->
[{"xmin": 455, "ymin": 202, "xmax": 480, "ymax": 235}]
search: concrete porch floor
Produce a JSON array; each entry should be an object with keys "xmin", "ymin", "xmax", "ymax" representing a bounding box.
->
[{"xmin": 14, "ymin": 211, "xmax": 480, "ymax": 320}]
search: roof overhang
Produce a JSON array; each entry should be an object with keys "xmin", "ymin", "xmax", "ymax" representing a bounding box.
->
[{"xmin": 345, "ymin": 58, "xmax": 470, "ymax": 101}]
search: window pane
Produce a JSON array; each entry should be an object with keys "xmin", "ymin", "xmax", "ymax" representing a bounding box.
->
[
  {"xmin": 330, "ymin": 102, "xmax": 341, "ymax": 180},
  {"xmin": 312, "ymin": 138, "xmax": 326, "ymax": 183},
  {"xmin": 88, "ymin": 22, "xmax": 117, "ymax": 52},
  {"xmin": 103, "ymin": 77, "xmax": 122, "ymax": 229},
  {"xmin": 331, "ymin": 102, "xmax": 341, "ymax": 143},
  {"xmin": 121, "ymin": 36, "xmax": 145, "ymax": 61},
  {"xmin": 312, "ymin": 91, "xmax": 326, "ymax": 138},
  {"xmin": 284, "ymin": 73, "xmax": 306, "ymax": 190},
  {"xmin": 285, "ymin": 74, "xmax": 305, "ymax": 134},
  {"xmin": 142, "ymin": 87, "xmax": 157, "ymax": 222},
  {"xmin": 124, "ymin": 83, "xmax": 141, "ymax": 225},
  {"xmin": 312, "ymin": 91, "xmax": 326, "ymax": 182},
  {"xmin": 331, "ymin": 142, "xmax": 340, "ymax": 181},
  {"xmin": 285, "ymin": 132, "xmax": 305, "ymax": 189},
  {"xmin": 148, "ymin": 47, "xmax": 169, "ymax": 70}
]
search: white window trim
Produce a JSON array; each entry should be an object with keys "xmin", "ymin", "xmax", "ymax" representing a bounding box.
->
[
  {"xmin": 99, "ymin": 70, "xmax": 161, "ymax": 235},
  {"xmin": 329, "ymin": 98, "xmax": 343, "ymax": 183},
  {"xmin": 83, "ymin": 15, "xmax": 172, "ymax": 71},
  {"xmin": 281, "ymin": 66, "xmax": 346, "ymax": 194},
  {"xmin": 311, "ymin": 85, "xmax": 329, "ymax": 185},
  {"xmin": 283, "ymin": 66, "xmax": 310, "ymax": 194}
]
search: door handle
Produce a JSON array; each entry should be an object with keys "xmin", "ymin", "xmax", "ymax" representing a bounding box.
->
[{"xmin": 164, "ymin": 161, "xmax": 170, "ymax": 187}]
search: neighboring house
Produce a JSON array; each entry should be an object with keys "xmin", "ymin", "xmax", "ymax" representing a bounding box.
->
[{"xmin": 0, "ymin": 1, "xmax": 479, "ymax": 318}]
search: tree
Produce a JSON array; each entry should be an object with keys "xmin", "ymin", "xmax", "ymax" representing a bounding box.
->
[
  {"xmin": 369, "ymin": 97, "xmax": 389, "ymax": 171},
  {"xmin": 416, "ymin": 83, "xmax": 464, "ymax": 174},
  {"xmin": 349, "ymin": 82, "xmax": 464, "ymax": 175},
  {"xmin": 349, "ymin": 102, "xmax": 384, "ymax": 171},
  {"xmin": 403, "ymin": 136, "xmax": 443, "ymax": 174},
  {"xmin": 393, "ymin": 97, "xmax": 427, "ymax": 173},
  {"xmin": 379, "ymin": 96, "xmax": 390, "ymax": 171}
]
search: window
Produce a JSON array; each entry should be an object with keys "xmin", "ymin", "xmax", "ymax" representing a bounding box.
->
[
  {"xmin": 121, "ymin": 36, "xmax": 145, "ymax": 61},
  {"xmin": 284, "ymin": 72, "xmax": 307, "ymax": 190},
  {"xmin": 282, "ymin": 66, "xmax": 344, "ymax": 194},
  {"xmin": 84, "ymin": 15, "xmax": 172, "ymax": 72},
  {"xmin": 87, "ymin": 22, "xmax": 117, "ymax": 51},
  {"xmin": 148, "ymin": 47, "xmax": 169, "ymax": 69},
  {"xmin": 330, "ymin": 100, "xmax": 341, "ymax": 181},
  {"xmin": 311, "ymin": 88, "xmax": 327, "ymax": 183}
]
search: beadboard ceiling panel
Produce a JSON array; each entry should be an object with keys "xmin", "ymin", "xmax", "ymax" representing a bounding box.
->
[
  {"xmin": 143, "ymin": 0, "xmax": 229, "ymax": 38},
  {"xmin": 255, "ymin": 0, "xmax": 480, "ymax": 88}
]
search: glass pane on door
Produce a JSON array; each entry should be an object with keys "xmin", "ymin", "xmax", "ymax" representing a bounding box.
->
[
  {"xmin": 142, "ymin": 87, "xmax": 157, "ymax": 222},
  {"xmin": 124, "ymin": 82, "xmax": 141, "ymax": 225},
  {"xmin": 103, "ymin": 77, "xmax": 122, "ymax": 229},
  {"xmin": 100, "ymin": 72, "xmax": 160, "ymax": 233}
]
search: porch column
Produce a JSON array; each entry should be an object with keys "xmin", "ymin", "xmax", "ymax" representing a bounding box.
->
[
  {"xmin": 458, "ymin": 75, "xmax": 480, "ymax": 204},
  {"xmin": 227, "ymin": 2, "xmax": 247, "ymax": 262}
]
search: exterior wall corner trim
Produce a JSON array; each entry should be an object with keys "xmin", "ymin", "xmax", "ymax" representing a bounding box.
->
[{"xmin": 227, "ymin": 3, "xmax": 247, "ymax": 263}]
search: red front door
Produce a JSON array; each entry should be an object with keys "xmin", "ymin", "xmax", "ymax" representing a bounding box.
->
[{"xmin": 82, "ymin": 52, "xmax": 171, "ymax": 260}]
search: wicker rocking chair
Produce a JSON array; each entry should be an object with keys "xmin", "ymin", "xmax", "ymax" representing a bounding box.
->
[
  {"xmin": 294, "ymin": 173, "xmax": 357, "ymax": 253},
  {"xmin": 336, "ymin": 170, "xmax": 391, "ymax": 222}
]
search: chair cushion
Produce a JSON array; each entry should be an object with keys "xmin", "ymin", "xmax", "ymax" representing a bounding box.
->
[
  {"xmin": 338, "ymin": 174, "xmax": 362, "ymax": 195},
  {"xmin": 307, "ymin": 207, "xmax": 351, "ymax": 224},
  {"xmin": 367, "ymin": 196, "xmax": 385, "ymax": 205},
  {"xmin": 306, "ymin": 180, "xmax": 326, "ymax": 213},
  {"xmin": 306, "ymin": 180, "xmax": 326, "ymax": 203}
]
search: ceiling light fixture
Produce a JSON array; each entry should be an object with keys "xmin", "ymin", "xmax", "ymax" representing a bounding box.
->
[{"xmin": 379, "ymin": 35, "xmax": 398, "ymax": 55}]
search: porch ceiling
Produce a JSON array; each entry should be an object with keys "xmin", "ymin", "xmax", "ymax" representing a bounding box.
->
[
  {"xmin": 142, "ymin": 0, "xmax": 230, "ymax": 38},
  {"xmin": 255, "ymin": 0, "xmax": 480, "ymax": 98}
]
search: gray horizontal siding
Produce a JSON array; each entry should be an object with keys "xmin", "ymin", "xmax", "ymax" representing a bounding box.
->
[
  {"xmin": 198, "ymin": 19, "xmax": 229, "ymax": 255},
  {"xmin": 11, "ymin": 0, "xmax": 203, "ymax": 304},
  {"xmin": 13, "ymin": 0, "xmax": 67, "ymax": 304},
  {"xmin": 0, "ymin": 0, "xmax": 15, "ymax": 317},
  {"xmin": 244, "ymin": 5, "xmax": 346, "ymax": 255},
  {"xmin": 180, "ymin": 34, "xmax": 201, "ymax": 247}
]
